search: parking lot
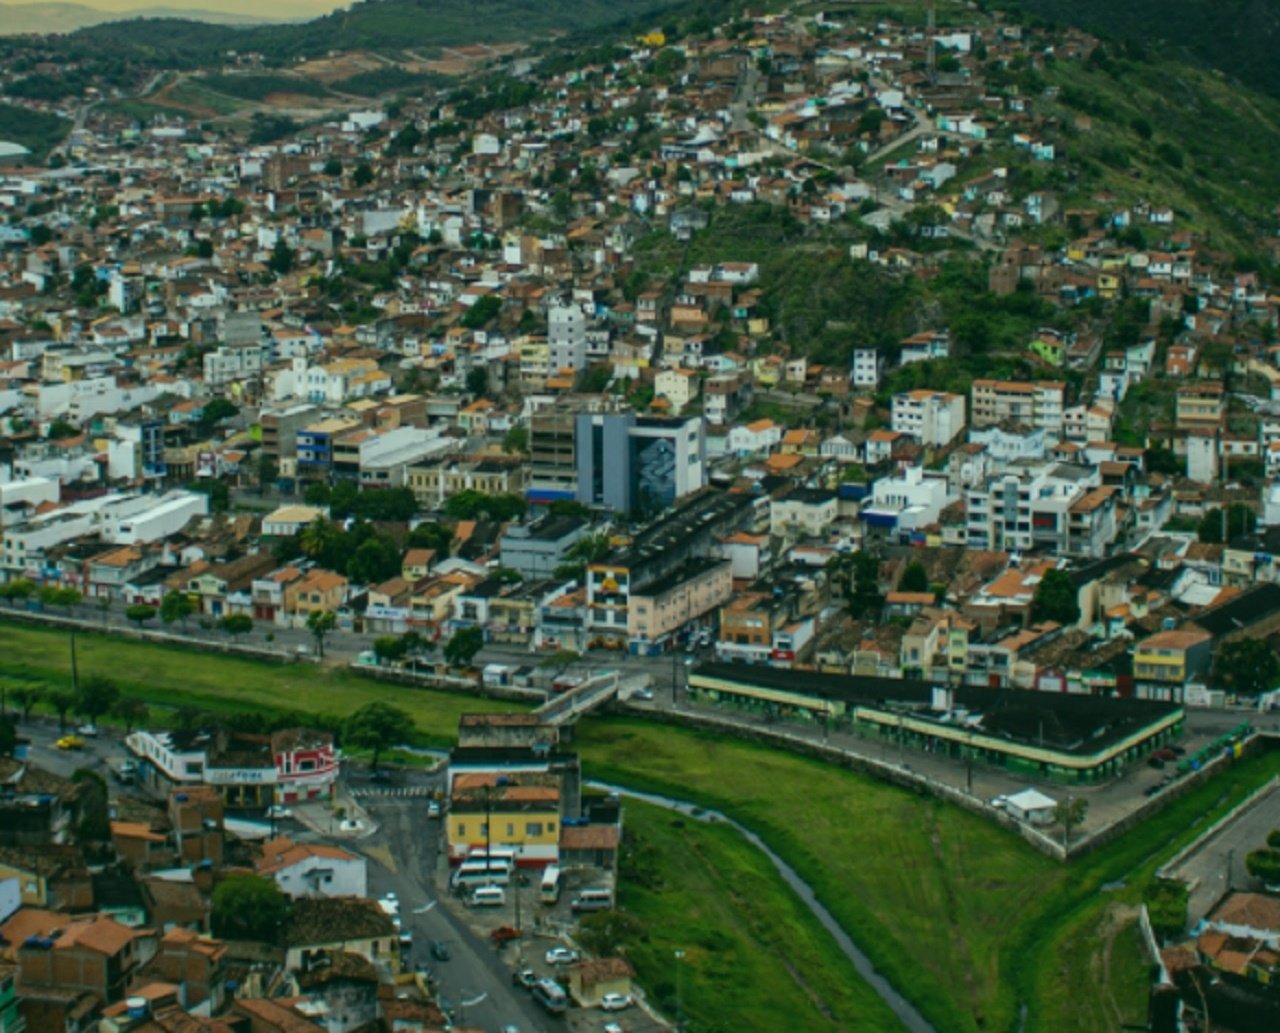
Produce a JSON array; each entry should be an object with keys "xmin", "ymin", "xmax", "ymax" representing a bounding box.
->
[{"xmin": 442, "ymin": 864, "xmax": 669, "ymax": 1033}]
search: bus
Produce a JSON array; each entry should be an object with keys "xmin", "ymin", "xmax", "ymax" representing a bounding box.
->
[
  {"xmin": 450, "ymin": 863, "xmax": 512, "ymax": 891},
  {"xmin": 532, "ymin": 978, "xmax": 568, "ymax": 1015},
  {"xmin": 467, "ymin": 847, "xmax": 516, "ymax": 869},
  {"xmin": 539, "ymin": 865, "xmax": 561, "ymax": 905}
]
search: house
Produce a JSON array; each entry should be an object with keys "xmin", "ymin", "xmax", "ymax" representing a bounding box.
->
[
  {"xmin": 770, "ymin": 489, "xmax": 838, "ymax": 539},
  {"xmin": 566, "ymin": 956, "xmax": 634, "ymax": 1008},
  {"xmin": 1132, "ymin": 626, "xmax": 1213, "ymax": 702},
  {"xmin": 283, "ymin": 897, "xmax": 399, "ymax": 974},
  {"xmin": 891, "ymin": 390, "xmax": 966, "ymax": 447},
  {"xmin": 285, "ymin": 568, "xmax": 348, "ymax": 619},
  {"xmin": 654, "ymin": 367, "xmax": 699, "ymax": 415},
  {"xmin": 1003, "ymin": 787, "xmax": 1057, "ymax": 825},
  {"xmin": 18, "ymin": 913, "xmax": 156, "ymax": 1006},
  {"xmin": 256, "ymin": 836, "xmax": 367, "ymax": 899},
  {"xmin": 261, "ymin": 504, "xmax": 328, "ymax": 538}
]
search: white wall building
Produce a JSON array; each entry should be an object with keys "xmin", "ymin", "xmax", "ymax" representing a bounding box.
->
[
  {"xmin": 851, "ymin": 348, "xmax": 882, "ymax": 389},
  {"xmin": 891, "ymin": 390, "xmax": 966, "ymax": 447},
  {"xmin": 862, "ymin": 465, "xmax": 956, "ymax": 533},
  {"xmin": 259, "ymin": 840, "xmax": 367, "ymax": 900},
  {"xmin": 99, "ymin": 491, "xmax": 209, "ymax": 545},
  {"xmin": 548, "ymin": 301, "xmax": 588, "ymax": 372}
]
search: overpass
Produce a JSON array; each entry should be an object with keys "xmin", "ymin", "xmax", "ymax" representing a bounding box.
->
[{"xmin": 534, "ymin": 670, "xmax": 652, "ymax": 726}]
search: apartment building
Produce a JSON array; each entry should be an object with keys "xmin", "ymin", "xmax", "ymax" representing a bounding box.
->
[
  {"xmin": 1132, "ymin": 626, "xmax": 1213, "ymax": 702},
  {"xmin": 891, "ymin": 389, "xmax": 966, "ymax": 447},
  {"xmin": 965, "ymin": 463, "xmax": 1119, "ymax": 558},
  {"xmin": 627, "ymin": 557, "xmax": 732, "ymax": 652},
  {"xmin": 970, "ymin": 378, "xmax": 1066, "ymax": 435},
  {"xmin": 1175, "ymin": 382, "xmax": 1225, "ymax": 431}
]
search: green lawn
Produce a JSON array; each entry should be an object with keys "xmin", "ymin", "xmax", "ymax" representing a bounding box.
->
[
  {"xmin": 617, "ymin": 801, "xmax": 906, "ymax": 1032},
  {"xmin": 0, "ymin": 619, "xmax": 509, "ymax": 744},
  {"xmin": 5, "ymin": 618, "xmax": 1277, "ymax": 1032}
]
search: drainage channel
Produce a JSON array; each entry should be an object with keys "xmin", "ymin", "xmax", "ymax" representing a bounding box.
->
[{"xmin": 588, "ymin": 781, "xmax": 938, "ymax": 1033}]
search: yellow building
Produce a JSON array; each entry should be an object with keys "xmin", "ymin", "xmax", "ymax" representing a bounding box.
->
[
  {"xmin": 447, "ymin": 774, "xmax": 562, "ymax": 866},
  {"xmin": 1132, "ymin": 627, "xmax": 1212, "ymax": 701}
]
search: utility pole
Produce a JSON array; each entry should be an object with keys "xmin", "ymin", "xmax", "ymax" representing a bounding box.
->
[
  {"xmin": 69, "ymin": 630, "xmax": 79, "ymax": 692},
  {"xmin": 674, "ymin": 948, "xmax": 685, "ymax": 1033}
]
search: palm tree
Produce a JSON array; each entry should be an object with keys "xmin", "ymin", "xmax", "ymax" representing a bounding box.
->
[{"xmin": 300, "ymin": 517, "xmax": 339, "ymax": 560}]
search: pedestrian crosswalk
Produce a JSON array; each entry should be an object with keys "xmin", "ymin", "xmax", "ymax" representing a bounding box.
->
[{"xmin": 349, "ymin": 785, "xmax": 436, "ymax": 799}]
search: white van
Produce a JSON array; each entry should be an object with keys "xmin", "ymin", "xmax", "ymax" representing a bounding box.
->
[
  {"xmin": 570, "ymin": 887, "xmax": 613, "ymax": 912},
  {"xmin": 468, "ymin": 885, "xmax": 506, "ymax": 907}
]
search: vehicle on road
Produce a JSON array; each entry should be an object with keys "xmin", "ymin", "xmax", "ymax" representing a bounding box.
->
[
  {"xmin": 489, "ymin": 926, "xmax": 521, "ymax": 947},
  {"xmin": 512, "ymin": 968, "xmax": 538, "ymax": 990},
  {"xmin": 56, "ymin": 735, "xmax": 86, "ymax": 750},
  {"xmin": 369, "ymin": 769, "xmax": 392, "ymax": 784},
  {"xmin": 76, "ymin": 723, "xmax": 99, "ymax": 737},
  {"xmin": 531, "ymin": 978, "xmax": 568, "ymax": 1015},
  {"xmin": 430, "ymin": 939, "xmax": 451, "ymax": 960},
  {"xmin": 427, "ymin": 800, "xmax": 442, "ymax": 818},
  {"xmin": 604, "ymin": 1024, "xmax": 625, "ymax": 1033},
  {"xmin": 114, "ymin": 760, "xmax": 137, "ymax": 784},
  {"xmin": 265, "ymin": 805, "xmax": 292, "ymax": 820},
  {"xmin": 570, "ymin": 887, "xmax": 613, "ymax": 912},
  {"xmin": 539, "ymin": 865, "xmax": 561, "ymax": 905},
  {"xmin": 600, "ymin": 992, "xmax": 633, "ymax": 1011},
  {"xmin": 339, "ymin": 818, "xmax": 362, "ymax": 832},
  {"xmin": 1144, "ymin": 784, "xmax": 1163, "ymax": 797},
  {"xmin": 1148, "ymin": 756, "xmax": 1166, "ymax": 769},
  {"xmin": 544, "ymin": 947, "xmax": 579, "ymax": 966},
  {"xmin": 467, "ymin": 885, "xmax": 506, "ymax": 907},
  {"xmin": 631, "ymin": 686, "xmax": 655, "ymax": 702}
]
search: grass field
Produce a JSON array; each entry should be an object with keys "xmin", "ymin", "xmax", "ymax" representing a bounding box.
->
[
  {"xmin": 0, "ymin": 619, "xmax": 509, "ymax": 744},
  {"xmin": 4, "ymin": 618, "xmax": 1276, "ymax": 1032},
  {"xmin": 619, "ymin": 801, "xmax": 906, "ymax": 1032}
]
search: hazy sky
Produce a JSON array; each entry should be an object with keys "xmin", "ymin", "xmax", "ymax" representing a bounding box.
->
[{"xmin": 0, "ymin": 0, "xmax": 345, "ymax": 17}]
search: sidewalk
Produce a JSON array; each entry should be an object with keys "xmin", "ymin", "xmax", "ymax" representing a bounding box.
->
[{"xmin": 291, "ymin": 781, "xmax": 379, "ymax": 841}]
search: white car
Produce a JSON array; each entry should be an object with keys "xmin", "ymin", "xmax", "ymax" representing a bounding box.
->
[
  {"xmin": 339, "ymin": 818, "xmax": 362, "ymax": 832},
  {"xmin": 631, "ymin": 687, "xmax": 655, "ymax": 702},
  {"xmin": 427, "ymin": 800, "xmax": 442, "ymax": 818},
  {"xmin": 604, "ymin": 1024, "xmax": 625, "ymax": 1033},
  {"xmin": 600, "ymin": 992, "xmax": 632, "ymax": 1012},
  {"xmin": 76, "ymin": 723, "xmax": 99, "ymax": 737},
  {"xmin": 265, "ymin": 805, "xmax": 292, "ymax": 820},
  {"xmin": 544, "ymin": 946, "xmax": 579, "ymax": 966}
]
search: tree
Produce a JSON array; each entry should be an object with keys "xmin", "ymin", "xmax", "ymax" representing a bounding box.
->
[
  {"xmin": 0, "ymin": 578, "xmax": 35, "ymax": 606},
  {"xmin": 48, "ymin": 418, "xmax": 80, "ymax": 439},
  {"xmin": 406, "ymin": 521, "xmax": 452, "ymax": 557},
  {"xmin": 465, "ymin": 366, "xmax": 488, "ymax": 397},
  {"xmin": 352, "ymin": 162, "xmax": 374, "ymax": 187},
  {"xmin": 48, "ymin": 689, "xmax": 75, "ymax": 731},
  {"xmin": 539, "ymin": 650, "xmax": 581, "ymax": 677},
  {"xmin": 12, "ymin": 685, "xmax": 42, "ymax": 721},
  {"xmin": 1246, "ymin": 849, "xmax": 1280, "ymax": 884},
  {"xmin": 323, "ymin": 158, "xmax": 342, "ymax": 177},
  {"xmin": 0, "ymin": 713, "xmax": 16, "ymax": 758},
  {"xmin": 201, "ymin": 398, "xmax": 238, "ymax": 426},
  {"xmin": 501, "ymin": 425, "xmax": 529, "ymax": 455},
  {"xmin": 125, "ymin": 604, "xmax": 156, "ymax": 627},
  {"xmin": 211, "ymin": 873, "xmax": 290, "ymax": 943},
  {"xmin": 160, "ymin": 591, "xmax": 195, "ymax": 628},
  {"xmin": 345, "ymin": 701, "xmax": 414, "ymax": 770},
  {"xmin": 1212, "ymin": 638, "xmax": 1280, "ymax": 698},
  {"xmin": 346, "ymin": 536, "xmax": 401, "ymax": 585},
  {"xmin": 372, "ymin": 636, "xmax": 408, "ymax": 664},
  {"xmin": 1143, "ymin": 880, "xmax": 1189, "ymax": 941},
  {"xmin": 306, "ymin": 610, "xmax": 336, "ymax": 659},
  {"xmin": 461, "ymin": 293, "xmax": 500, "ymax": 329},
  {"xmin": 220, "ymin": 614, "xmax": 254, "ymax": 638},
  {"xmin": 899, "ymin": 561, "xmax": 929, "ymax": 594},
  {"xmin": 301, "ymin": 518, "xmax": 341, "ymax": 561},
  {"xmin": 256, "ymin": 453, "xmax": 279, "ymax": 495},
  {"xmin": 443, "ymin": 626, "xmax": 484, "ymax": 669},
  {"xmin": 113, "ymin": 697, "xmax": 148, "ymax": 733},
  {"xmin": 268, "ymin": 239, "xmax": 296, "ymax": 276},
  {"xmin": 75, "ymin": 674, "xmax": 119, "ymax": 726},
  {"xmin": 1031, "ymin": 569, "xmax": 1080, "ymax": 626},
  {"xmin": 72, "ymin": 769, "xmax": 110, "ymax": 842},
  {"xmin": 1197, "ymin": 504, "xmax": 1257, "ymax": 544},
  {"xmin": 1055, "ymin": 797, "xmax": 1088, "ymax": 844},
  {"xmin": 832, "ymin": 551, "xmax": 882, "ymax": 620}
]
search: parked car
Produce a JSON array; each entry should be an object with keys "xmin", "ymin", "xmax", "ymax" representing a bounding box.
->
[
  {"xmin": 427, "ymin": 800, "xmax": 442, "ymax": 818},
  {"xmin": 1147, "ymin": 756, "xmax": 1165, "ymax": 769},
  {"xmin": 512, "ymin": 968, "xmax": 538, "ymax": 990},
  {"xmin": 600, "ymin": 992, "xmax": 633, "ymax": 1011},
  {"xmin": 604, "ymin": 1024, "xmax": 626, "ymax": 1033},
  {"xmin": 1154, "ymin": 747, "xmax": 1177, "ymax": 761},
  {"xmin": 430, "ymin": 940, "xmax": 451, "ymax": 961},
  {"xmin": 490, "ymin": 926, "xmax": 521, "ymax": 946},
  {"xmin": 544, "ymin": 947, "xmax": 579, "ymax": 966},
  {"xmin": 369, "ymin": 769, "xmax": 392, "ymax": 783},
  {"xmin": 631, "ymin": 687, "xmax": 655, "ymax": 702},
  {"xmin": 1144, "ymin": 784, "xmax": 1163, "ymax": 797},
  {"xmin": 56, "ymin": 735, "xmax": 85, "ymax": 750},
  {"xmin": 76, "ymin": 723, "xmax": 99, "ymax": 737},
  {"xmin": 114, "ymin": 760, "xmax": 137, "ymax": 784},
  {"xmin": 265, "ymin": 805, "xmax": 292, "ymax": 820}
]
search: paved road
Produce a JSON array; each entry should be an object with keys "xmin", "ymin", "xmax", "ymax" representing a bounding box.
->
[{"xmin": 1165, "ymin": 779, "xmax": 1280, "ymax": 926}]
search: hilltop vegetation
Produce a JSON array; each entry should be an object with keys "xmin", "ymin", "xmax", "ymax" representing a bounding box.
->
[
  {"xmin": 0, "ymin": 101, "xmax": 68, "ymax": 156},
  {"xmin": 1009, "ymin": 0, "xmax": 1280, "ymax": 100}
]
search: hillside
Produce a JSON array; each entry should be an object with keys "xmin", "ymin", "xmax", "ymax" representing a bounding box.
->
[
  {"xmin": 60, "ymin": 0, "xmax": 682, "ymax": 63},
  {"xmin": 0, "ymin": 3, "xmax": 282, "ymax": 35},
  {"xmin": 1009, "ymin": 0, "xmax": 1280, "ymax": 100}
]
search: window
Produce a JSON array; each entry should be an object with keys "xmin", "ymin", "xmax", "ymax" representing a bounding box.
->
[
  {"xmin": 456, "ymin": 822, "xmax": 465, "ymax": 837},
  {"xmin": 506, "ymin": 823, "xmax": 514, "ymax": 836}
]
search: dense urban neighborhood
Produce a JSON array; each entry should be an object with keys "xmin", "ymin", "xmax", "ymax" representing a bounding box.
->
[{"xmin": 2, "ymin": 1, "xmax": 1280, "ymax": 1032}]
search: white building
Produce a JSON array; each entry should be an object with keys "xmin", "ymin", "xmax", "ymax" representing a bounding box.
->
[
  {"xmin": 726, "ymin": 419, "xmax": 783, "ymax": 455},
  {"xmin": 770, "ymin": 489, "xmax": 838, "ymax": 539},
  {"xmin": 861, "ymin": 465, "xmax": 956, "ymax": 533},
  {"xmin": 1186, "ymin": 431, "xmax": 1219, "ymax": 485},
  {"xmin": 851, "ymin": 348, "xmax": 882, "ymax": 389},
  {"xmin": 0, "ymin": 474, "xmax": 58, "ymax": 526},
  {"xmin": 965, "ymin": 463, "xmax": 1119, "ymax": 558},
  {"xmin": 262, "ymin": 504, "xmax": 329, "ymax": 538},
  {"xmin": 204, "ymin": 343, "xmax": 265, "ymax": 388},
  {"xmin": 548, "ymin": 301, "xmax": 588, "ymax": 372},
  {"xmin": 98, "ymin": 491, "xmax": 209, "ymax": 545},
  {"xmin": 258, "ymin": 838, "xmax": 367, "ymax": 900},
  {"xmin": 891, "ymin": 390, "xmax": 966, "ymax": 447}
]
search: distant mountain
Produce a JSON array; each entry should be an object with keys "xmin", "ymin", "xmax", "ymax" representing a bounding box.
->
[
  {"xmin": 0, "ymin": 2, "xmax": 286, "ymax": 35},
  {"xmin": 60, "ymin": 0, "xmax": 683, "ymax": 61},
  {"xmin": 1009, "ymin": 0, "xmax": 1280, "ymax": 98}
]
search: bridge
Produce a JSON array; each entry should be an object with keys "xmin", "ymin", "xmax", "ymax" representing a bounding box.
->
[{"xmin": 534, "ymin": 670, "xmax": 652, "ymax": 726}]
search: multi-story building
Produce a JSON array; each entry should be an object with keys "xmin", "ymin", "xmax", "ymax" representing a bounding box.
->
[
  {"xmin": 1176, "ymin": 381, "xmax": 1225, "ymax": 431},
  {"xmin": 1132, "ymin": 626, "xmax": 1213, "ymax": 702},
  {"xmin": 891, "ymin": 389, "xmax": 967, "ymax": 447},
  {"xmin": 627, "ymin": 557, "xmax": 732, "ymax": 653},
  {"xmin": 851, "ymin": 347, "xmax": 882, "ymax": 389},
  {"xmin": 203, "ymin": 343, "xmax": 264, "ymax": 388},
  {"xmin": 548, "ymin": 301, "xmax": 588, "ymax": 372},
  {"xmin": 295, "ymin": 415, "xmax": 362, "ymax": 481},
  {"xmin": 260, "ymin": 404, "xmax": 319, "ymax": 466},
  {"xmin": 499, "ymin": 515, "xmax": 588, "ymax": 578},
  {"xmin": 965, "ymin": 463, "xmax": 1118, "ymax": 558},
  {"xmin": 407, "ymin": 456, "xmax": 529, "ymax": 508},
  {"xmin": 970, "ymin": 379, "xmax": 1066, "ymax": 436},
  {"xmin": 770, "ymin": 488, "xmax": 838, "ymax": 539},
  {"xmin": 575, "ymin": 412, "xmax": 705, "ymax": 516}
]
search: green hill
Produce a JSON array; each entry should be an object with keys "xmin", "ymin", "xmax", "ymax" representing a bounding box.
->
[
  {"xmin": 1008, "ymin": 0, "xmax": 1280, "ymax": 99},
  {"xmin": 62, "ymin": 0, "xmax": 682, "ymax": 63}
]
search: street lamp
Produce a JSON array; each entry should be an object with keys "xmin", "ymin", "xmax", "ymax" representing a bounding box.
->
[{"xmin": 674, "ymin": 948, "xmax": 686, "ymax": 1033}]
